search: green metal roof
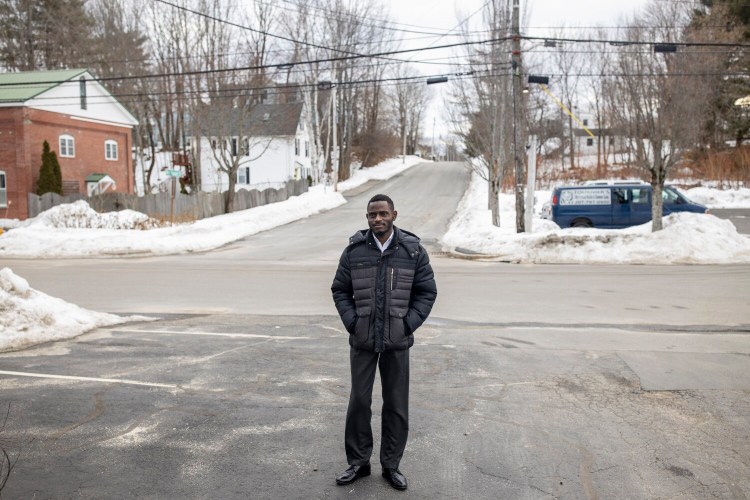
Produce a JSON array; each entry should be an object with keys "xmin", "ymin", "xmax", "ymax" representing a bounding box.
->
[{"xmin": 0, "ymin": 69, "xmax": 88, "ymax": 103}]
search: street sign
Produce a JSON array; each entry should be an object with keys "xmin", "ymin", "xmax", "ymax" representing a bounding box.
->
[{"xmin": 166, "ymin": 169, "xmax": 182, "ymax": 177}]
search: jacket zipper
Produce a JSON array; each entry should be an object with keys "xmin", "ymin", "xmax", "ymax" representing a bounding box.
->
[{"xmin": 390, "ymin": 268, "xmax": 395, "ymax": 291}]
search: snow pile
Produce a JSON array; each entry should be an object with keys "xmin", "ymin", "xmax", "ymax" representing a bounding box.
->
[
  {"xmin": 337, "ymin": 156, "xmax": 424, "ymax": 192},
  {"xmin": 26, "ymin": 200, "xmax": 165, "ymax": 230},
  {"xmin": 0, "ymin": 187, "xmax": 346, "ymax": 258},
  {"xmin": 0, "ymin": 268, "xmax": 144, "ymax": 352},
  {"xmin": 0, "ymin": 218, "xmax": 21, "ymax": 230},
  {"xmin": 684, "ymin": 186, "xmax": 750, "ymax": 209},
  {"xmin": 443, "ymin": 173, "xmax": 750, "ymax": 264}
]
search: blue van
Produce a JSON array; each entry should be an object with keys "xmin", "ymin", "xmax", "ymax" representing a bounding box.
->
[{"xmin": 550, "ymin": 183, "xmax": 708, "ymax": 229}]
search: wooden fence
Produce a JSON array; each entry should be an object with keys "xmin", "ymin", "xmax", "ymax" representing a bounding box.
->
[{"xmin": 27, "ymin": 179, "xmax": 308, "ymax": 221}]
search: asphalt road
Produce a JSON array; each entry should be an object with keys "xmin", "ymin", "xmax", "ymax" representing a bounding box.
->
[
  {"xmin": 712, "ymin": 208, "xmax": 750, "ymax": 234},
  {"xmin": 1, "ymin": 161, "xmax": 749, "ymax": 499}
]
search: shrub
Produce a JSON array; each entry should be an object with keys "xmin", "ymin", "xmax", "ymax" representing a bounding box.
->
[{"xmin": 36, "ymin": 141, "xmax": 63, "ymax": 196}]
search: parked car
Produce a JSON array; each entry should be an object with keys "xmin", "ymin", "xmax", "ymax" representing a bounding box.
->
[{"xmin": 550, "ymin": 183, "xmax": 708, "ymax": 229}]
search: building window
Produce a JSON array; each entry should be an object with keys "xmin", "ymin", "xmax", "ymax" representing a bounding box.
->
[
  {"xmin": 231, "ymin": 137, "xmax": 238, "ymax": 157},
  {"xmin": 80, "ymin": 77, "xmax": 87, "ymax": 110},
  {"xmin": 583, "ymin": 119, "xmax": 589, "ymax": 126},
  {"xmin": 237, "ymin": 167, "xmax": 250, "ymax": 185},
  {"xmin": 59, "ymin": 135, "xmax": 75, "ymax": 157},
  {"xmin": 305, "ymin": 140, "xmax": 309, "ymax": 158},
  {"xmin": 105, "ymin": 140, "xmax": 118, "ymax": 160},
  {"xmin": 0, "ymin": 170, "xmax": 6, "ymax": 208},
  {"xmin": 586, "ymin": 138, "xmax": 594, "ymax": 147},
  {"xmin": 609, "ymin": 137, "xmax": 615, "ymax": 146},
  {"xmin": 295, "ymin": 139, "xmax": 300, "ymax": 156}
]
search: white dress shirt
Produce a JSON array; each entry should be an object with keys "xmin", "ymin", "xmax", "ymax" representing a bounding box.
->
[{"xmin": 374, "ymin": 230, "xmax": 394, "ymax": 253}]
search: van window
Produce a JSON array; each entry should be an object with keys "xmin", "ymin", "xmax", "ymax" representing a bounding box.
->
[
  {"xmin": 662, "ymin": 188, "xmax": 680, "ymax": 203},
  {"xmin": 613, "ymin": 188, "xmax": 628, "ymax": 204},
  {"xmin": 631, "ymin": 188, "xmax": 649, "ymax": 204}
]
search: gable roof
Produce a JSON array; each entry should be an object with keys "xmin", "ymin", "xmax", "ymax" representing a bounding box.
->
[
  {"xmin": 199, "ymin": 102, "xmax": 304, "ymax": 137},
  {"xmin": 0, "ymin": 69, "xmax": 88, "ymax": 103},
  {"xmin": 248, "ymin": 102, "xmax": 303, "ymax": 136}
]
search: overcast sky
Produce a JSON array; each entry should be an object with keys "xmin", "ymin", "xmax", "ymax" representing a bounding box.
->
[{"xmin": 385, "ymin": 0, "xmax": 654, "ymax": 139}]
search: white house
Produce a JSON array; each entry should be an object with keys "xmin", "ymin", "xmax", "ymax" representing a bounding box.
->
[{"xmin": 196, "ymin": 102, "xmax": 312, "ymax": 192}]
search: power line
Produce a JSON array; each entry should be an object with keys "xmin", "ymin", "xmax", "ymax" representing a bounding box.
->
[
  {"xmin": 0, "ymin": 36, "xmax": 512, "ymax": 88},
  {"xmin": 153, "ymin": 0, "xmax": 420, "ymax": 67},
  {"xmin": 523, "ymin": 34, "xmax": 750, "ymax": 48}
]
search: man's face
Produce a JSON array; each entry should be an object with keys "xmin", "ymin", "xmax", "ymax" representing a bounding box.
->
[{"xmin": 366, "ymin": 201, "xmax": 397, "ymax": 237}]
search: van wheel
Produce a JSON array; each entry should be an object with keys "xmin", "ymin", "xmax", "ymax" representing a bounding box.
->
[{"xmin": 571, "ymin": 218, "xmax": 593, "ymax": 228}]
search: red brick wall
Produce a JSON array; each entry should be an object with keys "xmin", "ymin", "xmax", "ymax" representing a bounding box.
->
[{"xmin": 0, "ymin": 107, "xmax": 133, "ymax": 219}]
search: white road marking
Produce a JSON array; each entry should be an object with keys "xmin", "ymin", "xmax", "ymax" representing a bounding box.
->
[
  {"xmin": 106, "ymin": 328, "xmax": 308, "ymax": 340},
  {"xmin": 0, "ymin": 370, "xmax": 177, "ymax": 389}
]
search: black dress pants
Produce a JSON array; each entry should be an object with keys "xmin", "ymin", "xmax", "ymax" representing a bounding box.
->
[{"xmin": 345, "ymin": 347, "xmax": 409, "ymax": 469}]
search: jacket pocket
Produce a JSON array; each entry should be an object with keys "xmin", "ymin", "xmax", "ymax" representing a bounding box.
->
[
  {"xmin": 387, "ymin": 306, "xmax": 409, "ymax": 346},
  {"xmin": 353, "ymin": 306, "xmax": 372, "ymax": 349}
]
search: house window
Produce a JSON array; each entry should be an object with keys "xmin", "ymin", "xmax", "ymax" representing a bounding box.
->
[
  {"xmin": 586, "ymin": 138, "xmax": 594, "ymax": 147},
  {"xmin": 231, "ymin": 138, "xmax": 238, "ymax": 157},
  {"xmin": 305, "ymin": 140, "xmax": 309, "ymax": 158},
  {"xmin": 0, "ymin": 170, "xmax": 6, "ymax": 208},
  {"xmin": 295, "ymin": 139, "xmax": 300, "ymax": 156},
  {"xmin": 237, "ymin": 167, "xmax": 250, "ymax": 185},
  {"xmin": 211, "ymin": 139, "xmax": 217, "ymax": 149},
  {"xmin": 583, "ymin": 119, "xmax": 588, "ymax": 126},
  {"xmin": 80, "ymin": 77, "xmax": 87, "ymax": 110},
  {"xmin": 59, "ymin": 135, "xmax": 75, "ymax": 157},
  {"xmin": 105, "ymin": 140, "xmax": 118, "ymax": 160},
  {"xmin": 609, "ymin": 137, "xmax": 615, "ymax": 146},
  {"xmin": 243, "ymin": 138, "xmax": 249, "ymax": 156}
]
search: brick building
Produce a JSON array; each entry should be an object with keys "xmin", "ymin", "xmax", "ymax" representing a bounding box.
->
[{"xmin": 0, "ymin": 69, "xmax": 138, "ymax": 219}]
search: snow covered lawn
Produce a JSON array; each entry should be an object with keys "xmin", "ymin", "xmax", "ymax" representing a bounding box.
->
[{"xmin": 442, "ymin": 173, "xmax": 750, "ymax": 264}]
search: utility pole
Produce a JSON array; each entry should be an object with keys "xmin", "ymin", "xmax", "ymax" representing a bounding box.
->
[
  {"xmin": 402, "ymin": 116, "xmax": 407, "ymax": 164},
  {"xmin": 511, "ymin": 0, "xmax": 525, "ymax": 233},
  {"xmin": 332, "ymin": 82, "xmax": 338, "ymax": 192},
  {"xmin": 431, "ymin": 117, "xmax": 436, "ymax": 161}
]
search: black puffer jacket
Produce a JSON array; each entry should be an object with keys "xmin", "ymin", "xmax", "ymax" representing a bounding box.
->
[{"xmin": 331, "ymin": 226, "xmax": 437, "ymax": 351}]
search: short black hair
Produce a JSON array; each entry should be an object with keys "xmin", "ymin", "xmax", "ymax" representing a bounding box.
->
[{"xmin": 367, "ymin": 194, "xmax": 394, "ymax": 211}]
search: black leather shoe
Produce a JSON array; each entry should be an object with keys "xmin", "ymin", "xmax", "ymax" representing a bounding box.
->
[
  {"xmin": 382, "ymin": 468, "xmax": 407, "ymax": 490},
  {"xmin": 336, "ymin": 464, "xmax": 371, "ymax": 485}
]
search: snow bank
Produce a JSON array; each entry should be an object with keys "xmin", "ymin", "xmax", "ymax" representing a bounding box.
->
[
  {"xmin": 684, "ymin": 186, "xmax": 750, "ymax": 209},
  {"xmin": 443, "ymin": 173, "xmax": 750, "ymax": 264},
  {"xmin": 337, "ymin": 156, "xmax": 424, "ymax": 192},
  {"xmin": 0, "ymin": 218, "xmax": 21, "ymax": 230},
  {"xmin": 0, "ymin": 187, "xmax": 345, "ymax": 258},
  {"xmin": 26, "ymin": 200, "xmax": 165, "ymax": 230},
  {"xmin": 0, "ymin": 268, "xmax": 146, "ymax": 352}
]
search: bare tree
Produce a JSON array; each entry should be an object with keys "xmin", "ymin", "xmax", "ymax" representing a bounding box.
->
[
  {"xmin": 449, "ymin": 0, "xmax": 513, "ymax": 227},
  {"xmin": 610, "ymin": 1, "xmax": 713, "ymax": 231}
]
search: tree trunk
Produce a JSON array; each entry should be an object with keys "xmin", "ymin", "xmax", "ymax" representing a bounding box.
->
[
  {"xmin": 489, "ymin": 177, "xmax": 501, "ymax": 227},
  {"xmin": 651, "ymin": 180, "xmax": 664, "ymax": 232},
  {"xmin": 225, "ymin": 168, "xmax": 237, "ymax": 214}
]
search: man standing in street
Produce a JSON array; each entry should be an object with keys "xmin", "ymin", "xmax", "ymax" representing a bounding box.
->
[{"xmin": 331, "ymin": 194, "xmax": 437, "ymax": 491}]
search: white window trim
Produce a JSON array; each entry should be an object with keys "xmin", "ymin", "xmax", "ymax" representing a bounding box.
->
[
  {"xmin": 0, "ymin": 170, "xmax": 6, "ymax": 208},
  {"xmin": 104, "ymin": 140, "xmax": 118, "ymax": 161},
  {"xmin": 59, "ymin": 135, "xmax": 75, "ymax": 158}
]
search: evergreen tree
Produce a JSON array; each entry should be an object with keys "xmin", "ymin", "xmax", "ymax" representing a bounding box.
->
[
  {"xmin": 50, "ymin": 148, "xmax": 62, "ymax": 193},
  {"xmin": 36, "ymin": 140, "xmax": 62, "ymax": 195}
]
